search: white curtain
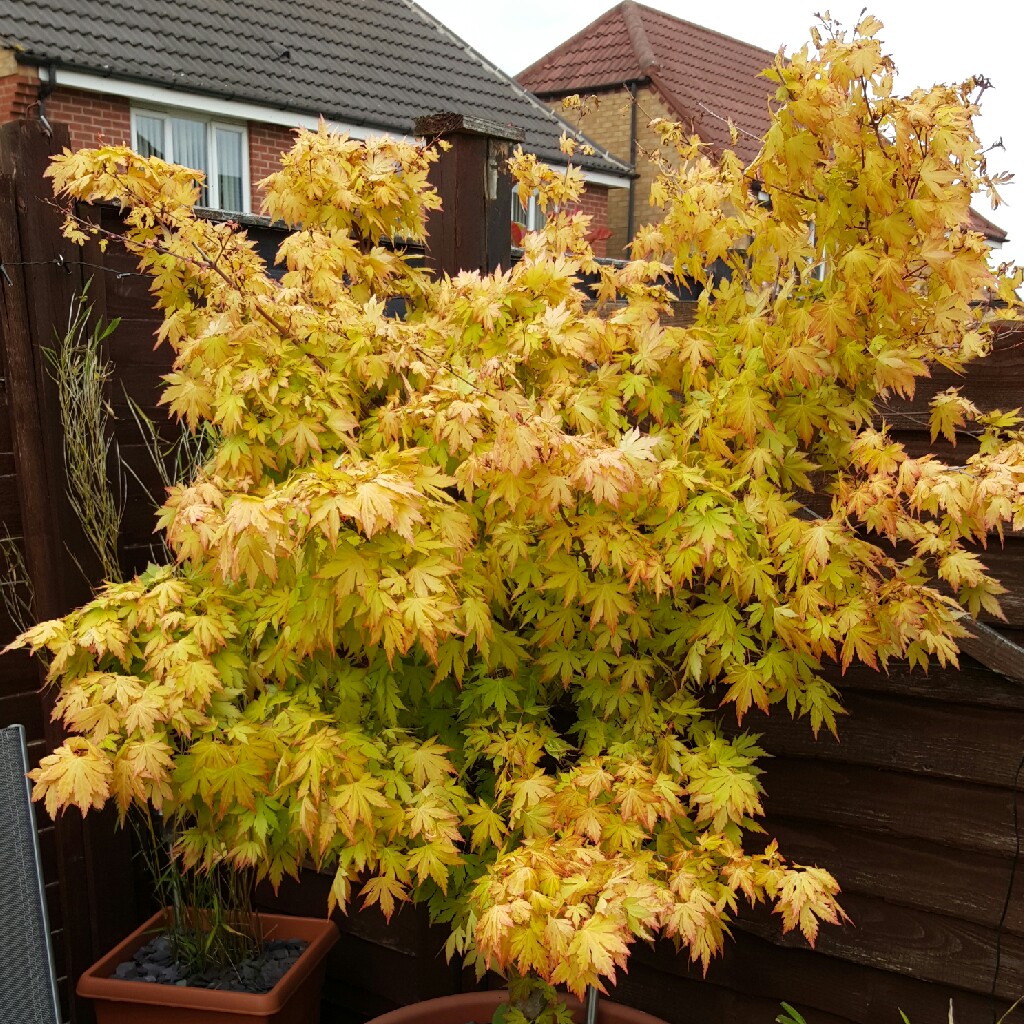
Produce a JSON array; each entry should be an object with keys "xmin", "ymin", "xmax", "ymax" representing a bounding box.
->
[
  {"xmin": 511, "ymin": 190, "xmax": 528, "ymax": 225},
  {"xmin": 171, "ymin": 116, "xmax": 208, "ymax": 204},
  {"xmin": 134, "ymin": 114, "xmax": 164, "ymax": 160},
  {"xmin": 215, "ymin": 127, "xmax": 243, "ymax": 212}
]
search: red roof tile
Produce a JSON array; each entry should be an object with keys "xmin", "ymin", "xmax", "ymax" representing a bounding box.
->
[
  {"xmin": 967, "ymin": 207, "xmax": 1009, "ymax": 243},
  {"xmin": 518, "ymin": 2, "xmax": 1008, "ymax": 240},
  {"xmin": 517, "ymin": 0, "xmax": 777, "ymax": 164}
]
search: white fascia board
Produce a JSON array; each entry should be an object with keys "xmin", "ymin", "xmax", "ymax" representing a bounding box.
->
[
  {"xmin": 54, "ymin": 70, "xmax": 411, "ymax": 141},
  {"xmin": 55, "ymin": 71, "xmax": 630, "ymax": 184},
  {"xmin": 542, "ymin": 162, "xmax": 630, "ymax": 190}
]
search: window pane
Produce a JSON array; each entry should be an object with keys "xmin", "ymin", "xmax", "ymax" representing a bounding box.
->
[
  {"xmin": 215, "ymin": 127, "xmax": 244, "ymax": 212},
  {"xmin": 511, "ymin": 191, "xmax": 528, "ymax": 225},
  {"xmin": 170, "ymin": 116, "xmax": 208, "ymax": 205},
  {"xmin": 135, "ymin": 115, "xmax": 164, "ymax": 159},
  {"xmin": 528, "ymin": 195, "xmax": 545, "ymax": 231}
]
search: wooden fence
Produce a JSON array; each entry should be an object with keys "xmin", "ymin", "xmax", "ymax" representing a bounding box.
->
[
  {"xmin": 2, "ymin": 114, "xmax": 1023, "ymax": 1024},
  {"xmin": 0, "ymin": 118, "xmax": 142, "ymax": 1024},
  {"xmin": 612, "ymin": 329, "xmax": 1024, "ymax": 1024}
]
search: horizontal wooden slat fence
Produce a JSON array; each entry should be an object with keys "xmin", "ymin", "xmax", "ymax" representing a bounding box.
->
[{"xmin": 621, "ymin": 329, "xmax": 1024, "ymax": 1024}]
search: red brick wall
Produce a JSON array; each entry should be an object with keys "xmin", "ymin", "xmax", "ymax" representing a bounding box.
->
[
  {"xmin": 1, "ymin": 75, "xmax": 131, "ymax": 153},
  {"xmin": 575, "ymin": 183, "xmax": 611, "ymax": 258},
  {"xmin": 2, "ymin": 82, "xmax": 303, "ymax": 216},
  {"xmin": 38, "ymin": 89, "xmax": 294, "ymax": 215},
  {"xmin": 5, "ymin": 80, "xmax": 599, "ymax": 256},
  {"xmin": 46, "ymin": 87, "xmax": 131, "ymax": 151},
  {"xmin": 248, "ymin": 122, "xmax": 296, "ymax": 213},
  {"xmin": 0, "ymin": 68, "xmax": 40, "ymax": 122}
]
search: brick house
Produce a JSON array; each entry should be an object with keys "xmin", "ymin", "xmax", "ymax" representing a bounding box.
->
[
  {"xmin": 519, "ymin": 0, "xmax": 1007, "ymax": 258},
  {"xmin": 0, "ymin": 0, "xmax": 630, "ymax": 255}
]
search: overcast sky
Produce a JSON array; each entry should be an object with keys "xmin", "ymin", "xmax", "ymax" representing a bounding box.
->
[{"xmin": 416, "ymin": 0, "xmax": 1023, "ymax": 267}]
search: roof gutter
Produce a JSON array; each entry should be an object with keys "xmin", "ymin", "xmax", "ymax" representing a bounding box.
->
[{"xmin": 542, "ymin": 162, "xmax": 630, "ymax": 190}]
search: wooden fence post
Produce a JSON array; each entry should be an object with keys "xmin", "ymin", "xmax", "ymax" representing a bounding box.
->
[{"xmin": 414, "ymin": 113, "xmax": 524, "ymax": 278}]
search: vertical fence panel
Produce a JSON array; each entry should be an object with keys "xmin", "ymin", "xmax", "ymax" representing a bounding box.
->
[{"xmin": 0, "ymin": 119, "xmax": 139, "ymax": 1024}]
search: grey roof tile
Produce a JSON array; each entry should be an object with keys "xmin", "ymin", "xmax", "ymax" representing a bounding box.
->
[{"xmin": 0, "ymin": 0, "xmax": 630, "ymax": 176}]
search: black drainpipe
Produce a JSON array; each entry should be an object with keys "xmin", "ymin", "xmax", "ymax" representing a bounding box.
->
[
  {"xmin": 626, "ymin": 79, "xmax": 639, "ymax": 251},
  {"xmin": 37, "ymin": 62, "xmax": 57, "ymax": 131}
]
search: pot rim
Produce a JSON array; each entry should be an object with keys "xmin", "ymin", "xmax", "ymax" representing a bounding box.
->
[
  {"xmin": 76, "ymin": 908, "xmax": 339, "ymax": 1014},
  {"xmin": 363, "ymin": 990, "xmax": 668, "ymax": 1024}
]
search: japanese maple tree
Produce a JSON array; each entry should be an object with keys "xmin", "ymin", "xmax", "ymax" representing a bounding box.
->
[{"xmin": 15, "ymin": 14, "xmax": 1023, "ymax": 1016}]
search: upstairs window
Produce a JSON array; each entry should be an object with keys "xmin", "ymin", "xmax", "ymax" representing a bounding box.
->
[{"xmin": 132, "ymin": 109, "xmax": 249, "ymax": 213}]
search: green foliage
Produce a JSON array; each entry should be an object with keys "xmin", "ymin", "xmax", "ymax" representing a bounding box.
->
[
  {"xmin": 12, "ymin": 13, "xmax": 1024, "ymax": 1009},
  {"xmin": 495, "ymin": 975, "xmax": 575, "ymax": 1024},
  {"xmin": 776, "ymin": 1003, "xmax": 807, "ymax": 1024}
]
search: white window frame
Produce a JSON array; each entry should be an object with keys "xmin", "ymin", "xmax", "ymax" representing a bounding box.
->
[
  {"xmin": 512, "ymin": 189, "xmax": 546, "ymax": 232},
  {"xmin": 807, "ymin": 220, "xmax": 826, "ymax": 282},
  {"xmin": 130, "ymin": 107, "xmax": 251, "ymax": 214}
]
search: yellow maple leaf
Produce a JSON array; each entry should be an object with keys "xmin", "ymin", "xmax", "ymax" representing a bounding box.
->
[{"xmin": 30, "ymin": 738, "xmax": 111, "ymax": 818}]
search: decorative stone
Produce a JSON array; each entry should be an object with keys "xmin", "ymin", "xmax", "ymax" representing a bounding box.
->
[{"xmin": 110, "ymin": 935, "xmax": 310, "ymax": 994}]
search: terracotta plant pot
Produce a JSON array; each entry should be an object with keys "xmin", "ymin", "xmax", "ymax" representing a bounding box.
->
[
  {"xmin": 364, "ymin": 991, "xmax": 667, "ymax": 1024},
  {"xmin": 77, "ymin": 908, "xmax": 339, "ymax": 1024}
]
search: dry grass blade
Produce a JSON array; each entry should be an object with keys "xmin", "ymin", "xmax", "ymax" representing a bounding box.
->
[
  {"xmin": 46, "ymin": 288, "xmax": 123, "ymax": 583},
  {"xmin": 0, "ymin": 533, "xmax": 35, "ymax": 637}
]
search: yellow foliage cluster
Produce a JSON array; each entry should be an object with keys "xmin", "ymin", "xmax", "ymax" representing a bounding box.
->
[{"xmin": 14, "ymin": 15, "xmax": 1023, "ymax": 1001}]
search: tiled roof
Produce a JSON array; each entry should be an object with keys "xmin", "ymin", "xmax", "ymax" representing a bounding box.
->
[
  {"xmin": 968, "ymin": 207, "xmax": 1009, "ymax": 243},
  {"xmin": 0, "ymin": 0, "xmax": 630, "ymax": 176},
  {"xmin": 517, "ymin": 0, "xmax": 777, "ymax": 165},
  {"xmin": 518, "ymin": 2, "xmax": 1008, "ymax": 242}
]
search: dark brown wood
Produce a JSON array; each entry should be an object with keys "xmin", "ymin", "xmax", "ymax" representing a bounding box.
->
[
  {"xmin": 613, "ymin": 963, "xmax": 853, "ymax": 1024},
  {"xmin": 731, "ymin": 690, "xmax": 1024, "ymax": 785},
  {"xmin": 485, "ymin": 136, "xmax": 517, "ymax": 273},
  {"xmin": 0, "ymin": 473, "xmax": 23, "ymax": 534},
  {"xmin": 0, "ymin": 130, "xmax": 81, "ymax": 1022},
  {"xmin": 1, "ymin": 121, "xmax": 106, "ymax": 602},
  {"xmin": 837, "ymin": 655, "xmax": 1024, "ymax": 710},
  {"xmin": 0, "ymin": 689, "xmax": 46, "ymax": 740},
  {"xmin": 0, "ymin": 119, "xmax": 140, "ymax": 1023},
  {"xmin": 0, "ymin": 644, "xmax": 39, "ymax": 688},
  {"xmin": 738, "ymin": 892, "xmax": 1024, "ymax": 1000},
  {"xmin": 768, "ymin": 818, "xmax": 1024, "ymax": 936},
  {"xmin": 416, "ymin": 113, "xmax": 526, "ymax": 143},
  {"xmin": 762, "ymin": 758, "xmax": 1019, "ymax": 856},
  {"xmin": 0, "ymin": 151, "xmax": 64, "ymax": 625},
  {"xmin": 639, "ymin": 926, "xmax": 1014, "ymax": 1024},
  {"xmin": 257, "ymin": 869, "xmax": 462, "ymax": 1021},
  {"xmin": 415, "ymin": 113, "xmax": 524, "ymax": 278},
  {"xmin": 433, "ymin": 131, "xmax": 486, "ymax": 276},
  {"xmin": 959, "ymin": 620, "xmax": 1024, "ymax": 682}
]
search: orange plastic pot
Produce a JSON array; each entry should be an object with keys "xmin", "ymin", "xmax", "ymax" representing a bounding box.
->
[
  {"xmin": 77, "ymin": 909, "xmax": 339, "ymax": 1024},
  {"xmin": 364, "ymin": 991, "xmax": 667, "ymax": 1024}
]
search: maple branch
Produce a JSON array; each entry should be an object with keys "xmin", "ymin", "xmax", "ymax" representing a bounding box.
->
[
  {"xmin": 59, "ymin": 200, "xmax": 328, "ymax": 373},
  {"xmin": 185, "ymin": 238, "xmax": 325, "ymax": 370}
]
